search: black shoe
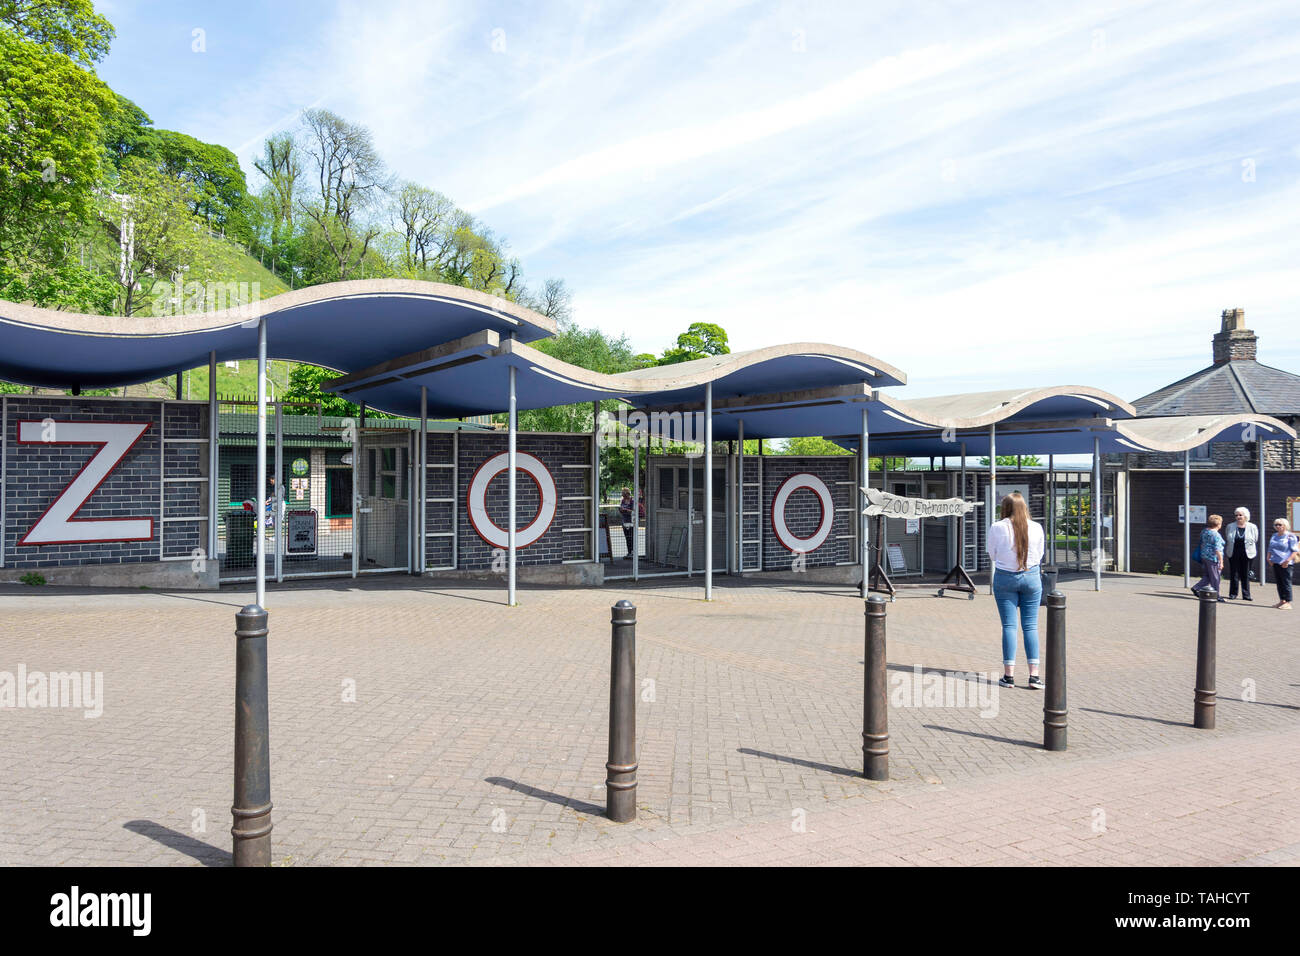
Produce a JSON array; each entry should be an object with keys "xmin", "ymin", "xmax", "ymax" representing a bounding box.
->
[
  {"xmin": 1027, "ymin": 675, "xmax": 1044, "ymax": 690},
  {"xmin": 1244, "ymin": 595, "xmax": 1253, "ymax": 602},
  {"xmin": 998, "ymin": 675, "xmax": 1015, "ymax": 689}
]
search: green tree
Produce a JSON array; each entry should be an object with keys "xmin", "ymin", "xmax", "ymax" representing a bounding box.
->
[
  {"xmin": 148, "ymin": 129, "xmax": 248, "ymax": 235},
  {"xmin": 98, "ymin": 158, "xmax": 212, "ymax": 316},
  {"xmin": 659, "ymin": 322, "xmax": 730, "ymax": 365},
  {"xmin": 0, "ymin": 0, "xmax": 115, "ymax": 66},
  {"xmin": 0, "ymin": 27, "xmax": 117, "ymax": 275},
  {"xmin": 979, "ymin": 455, "xmax": 1043, "ymax": 467}
]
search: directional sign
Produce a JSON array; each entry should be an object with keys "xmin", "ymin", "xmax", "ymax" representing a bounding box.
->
[{"xmin": 861, "ymin": 487, "xmax": 974, "ymax": 519}]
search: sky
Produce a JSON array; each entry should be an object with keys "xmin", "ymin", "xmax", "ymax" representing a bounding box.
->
[{"xmin": 95, "ymin": 0, "xmax": 1300, "ymax": 404}]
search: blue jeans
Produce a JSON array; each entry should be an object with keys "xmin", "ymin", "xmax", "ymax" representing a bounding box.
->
[{"xmin": 993, "ymin": 567, "xmax": 1042, "ymax": 666}]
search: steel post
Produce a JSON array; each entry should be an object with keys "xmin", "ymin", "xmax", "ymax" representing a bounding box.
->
[
  {"xmin": 862, "ymin": 595, "xmax": 889, "ymax": 780},
  {"xmin": 1043, "ymin": 591, "xmax": 1067, "ymax": 751},
  {"xmin": 508, "ymin": 365, "xmax": 516, "ymax": 606},
  {"xmin": 232, "ymin": 603, "xmax": 272, "ymax": 866},
  {"xmin": 607, "ymin": 600, "xmax": 638, "ymax": 822},
  {"xmin": 1183, "ymin": 449, "xmax": 1191, "ymax": 589},
  {"xmin": 1194, "ymin": 589, "xmax": 1217, "ymax": 729},
  {"xmin": 704, "ymin": 382, "xmax": 712, "ymax": 600}
]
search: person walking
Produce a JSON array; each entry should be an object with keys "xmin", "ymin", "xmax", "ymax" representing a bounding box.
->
[
  {"xmin": 1267, "ymin": 518, "xmax": 1300, "ymax": 610},
  {"xmin": 1192, "ymin": 514, "xmax": 1225, "ymax": 601},
  {"xmin": 618, "ymin": 487, "xmax": 636, "ymax": 559},
  {"xmin": 1224, "ymin": 507, "xmax": 1259, "ymax": 601},
  {"xmin": 986, "ymin": 491, "xmax": 1046, "ymax": 690}
]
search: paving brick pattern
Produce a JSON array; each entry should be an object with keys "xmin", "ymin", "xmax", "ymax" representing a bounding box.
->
[{"xmin": 0, "ymin": 572, "xmax": 1296, "ymax": 866}]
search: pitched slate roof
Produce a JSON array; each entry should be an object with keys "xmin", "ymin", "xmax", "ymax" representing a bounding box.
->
[{"xmin": 1133, "ymin": 360, "xmax": 1300, "ymax": 418}]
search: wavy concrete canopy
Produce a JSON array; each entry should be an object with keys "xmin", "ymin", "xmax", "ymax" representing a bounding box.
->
[
  {"xmin": 0, "ymin": 280, "xmax": 556, "ymax": 388},
  {"xmin": 675, "ymin": 384, "xmax": 1132, "ymax": 445},
  {"xmin": 836, "ymin": 412, "xmax": 1296, "ymax": 457},
  {"xmin": 326, "ymin": 336, "xmax": 907, "ymax": 418}
]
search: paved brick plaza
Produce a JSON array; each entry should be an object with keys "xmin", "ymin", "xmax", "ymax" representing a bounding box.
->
[{"xmin": 1, "ymin": 571, "xmax": 1297, "ymax": 866}]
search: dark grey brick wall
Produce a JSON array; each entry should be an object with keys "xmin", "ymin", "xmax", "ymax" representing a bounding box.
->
[
  {"xmin": 1128, "ymin": 469, "xmax": 1300, "ymax": 579},
  {"xmin": 442, "ymin": 433, "xmax": 591, "ymax": 571},
  {"xmin": 761, "ymin": 456, "xmax": 855, "ymax": 570},
  {"xmin": 2, "ymin": 398, "xmax": 207, "ymax": 569}
]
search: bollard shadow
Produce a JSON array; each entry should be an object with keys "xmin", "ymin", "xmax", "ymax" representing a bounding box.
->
[
  {"xmin": 1214, "ymin": 696, "xmax": 1300, "ymax": 712},
  {"xmin": 122, "ymin": 820, "xmax": 231, "ymax": 866},
  {"xmin": 886, "ymin": 663, "xmax": 995, "ymax": 684},
  {"xmin": 484, "ymin": 777, "xmax": 604, "ymax": 816},
  {"xmin": 922, "ymin": 725, "xmax": 1040, "ymax": 749},
  {"xmin": 737, "ymin": 748, "xmax": 859, "ymax": 778},
  {"xmin": 1079, "ymin": 707, "xmax": 1188, "ymax": 727}
]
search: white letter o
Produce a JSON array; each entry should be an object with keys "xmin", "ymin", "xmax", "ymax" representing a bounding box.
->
[
  {"xmin": 771, "ymin": 473, "xmax": 834, "ymax": 553},
  {"xmin": 467, "ymin": 452, "xmax": 557, "ymax": 548}
]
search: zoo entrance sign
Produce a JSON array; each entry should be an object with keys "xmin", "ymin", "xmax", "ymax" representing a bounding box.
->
[{"xmin": 861, "ymin": 488, "xmax": 974, "ymax": 519}]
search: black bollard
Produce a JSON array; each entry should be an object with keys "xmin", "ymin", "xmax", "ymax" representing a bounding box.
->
[
  {"xmin": 1043, "ymin": 591, "xmax": 1067, "ymax": 751},
  {"xmin": 862, "ymin": 595, "xmax": 889, "ymax": 780},
  {"xmin": 232, "ymin": 604, "xmax": 273, "ymax": 866},
  {"xmin": 1194, "ymin": 589, "xmax": 1217, "ymax": 729},
  {"xmin": 606, "ymin": 600, "xmax": 637, "ymax": 822}
]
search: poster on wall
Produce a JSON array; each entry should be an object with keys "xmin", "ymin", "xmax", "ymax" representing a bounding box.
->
[
  {"xmin": 1179, "ymin": 505, "xmax": 1207, "ymax": 524},
  {"xmin": 1289, "ymin": 498, "xmax": 1300, "ymax": 535},
  {"xmin": 286, "ymin": 510, "xmax": 318, "ymax": 556}
]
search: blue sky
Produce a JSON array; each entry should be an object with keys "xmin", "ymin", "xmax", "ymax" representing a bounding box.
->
[{"xmin": 96, "ymin": 0, "xmax": 1300, "ymax": 402}]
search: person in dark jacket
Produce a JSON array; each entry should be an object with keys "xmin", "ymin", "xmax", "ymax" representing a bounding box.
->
[{"xmin": 1223, "ymin": 507, "xmax": 1259, "ymax": 601}]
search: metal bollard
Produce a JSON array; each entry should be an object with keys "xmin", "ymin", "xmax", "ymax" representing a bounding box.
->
[
  {"xmin": 1043, "ymin": 591, "xmax": 1067, "ymax": 751},
  {"xmin": 232, "ymin": 604, "xmax": 273, "ymax": 866},
  {"xmin": 862, "ymin": 595, "xmax": 889, "ymax": 780},
  {"xmin": 1194, "ymin": 589, "xmax": 1217, "ymax": 729},
  {"xmin": 606, "ymin": 600, "xmax": 638, "ymax": 822}
]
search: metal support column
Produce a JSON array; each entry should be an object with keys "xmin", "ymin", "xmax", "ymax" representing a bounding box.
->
[
  {"xmin": 1047, "ymin": 453, "xmax": 1055, "ymax": 567},
  {"xmin": 274, "ymin": 400, "xmax": 283, "ymax": 584},
  {"xmin": 1123, "ymin": 454, "xmax": 1131, "ymax": 573},
  {"xmin": 1258, "ymin": 437, "xmax": 1267, "ymax": 584},
  {"xmin": 1092, "ymin": 435, "xmax": 1101, "ymax": 591},
  {"xmin": 592, "ymin": 400, "xmax": 600, "ymax": 563},
  {"xmin": 704, "ymin": 382, "xmax": 712, "ymax": 601},
  {"xmin": 860, "ymin": 409, "xmax": 869, "ymax": 599},
  {"xmin": 207, "ymin": 351, "xmax": 218, "ymax": 561},
  {"xmin": 1183, "ymin": 449, "xmax": 1191, "ymax": 589},
  {"xmin": 959, "ymin": 442, "xmax": 967, "ymax": 570},
  {"xmin": 737, "ymin": 419, "xmax": 744, "ymax": 573},
  {"xmin": 508, "ymin": 366, "xmax": 517, "ymax": 606},
  {"xmin": 419, "ymin": 386, "xmax": 428, "ymax": 574},
  {"xmin": 256, "ymin": 320, "xmax": 267, "ymax": 608},
  {"xmin": 988, "ymin": 424, "xmax": 996, "ymax": 594},
  {"xmin": 632, "ymin": 431, "xmax": 640, "ymax": 581}
]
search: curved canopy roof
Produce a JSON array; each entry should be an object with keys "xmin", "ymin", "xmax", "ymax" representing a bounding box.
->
[
  {"xmin": 326, "ymin": 336, "xmax": 907, "ymax": 419},
  {"xmin": 0, "ymin": 280, "xmax": 556, "ymax": 389},
  {"xmin": 835, "ymin": 412, "xmax": 1295, "ymax": 457}
]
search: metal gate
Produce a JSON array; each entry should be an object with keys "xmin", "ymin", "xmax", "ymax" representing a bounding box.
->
[
  {"xmin": 355, "ymin": 428, "xmax": 412, "ymax": 573},
  {"xmin": 640, "ymin": 454, "xmax": 729, "ymax": 577},
  {"xmin": 217, "ymin": 402, "xmax": 417, "ymax": 582}
]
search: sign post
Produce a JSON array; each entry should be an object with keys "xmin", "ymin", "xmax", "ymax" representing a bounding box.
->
[{"xmin": 862, "ymin": 488, "xmax": 976, "ymax": 600}]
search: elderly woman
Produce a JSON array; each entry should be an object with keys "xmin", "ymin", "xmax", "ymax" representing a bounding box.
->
[
  {"xmin": 1267, "ymin": 518, "xmax": 1300, "ymax": 610},
  {"xmin": 1223, "ymin": 507, "xmax": 1259, "ymax": 601}
]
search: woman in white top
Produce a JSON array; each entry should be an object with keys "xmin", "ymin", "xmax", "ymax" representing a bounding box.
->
[{"xmin": 986, "ymin": 492, "xmax": 1047, "ymax": 690}]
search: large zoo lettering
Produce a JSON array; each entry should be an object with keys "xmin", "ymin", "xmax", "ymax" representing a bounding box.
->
[{"xmin": 17, "ymin": 421, "xmax": 153, "ymax": 546}]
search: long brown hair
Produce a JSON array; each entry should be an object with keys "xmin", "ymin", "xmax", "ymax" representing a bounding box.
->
[{"xmin": 1000, "ymin": 492, "xmax": 1030, "ymax": 569}]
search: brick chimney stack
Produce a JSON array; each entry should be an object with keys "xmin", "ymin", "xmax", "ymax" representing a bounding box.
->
[{"xmin": 1212, "ymin": 308, "xmax": 1257, "ymax": 364}]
